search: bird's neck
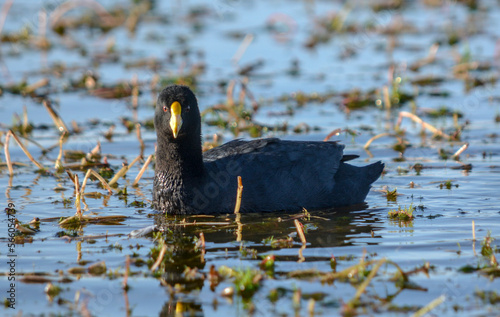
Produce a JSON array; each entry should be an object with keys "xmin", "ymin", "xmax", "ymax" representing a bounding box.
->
[{"xmin": 155, "ymin": 135, "xmax": 204, "ymax": 178}]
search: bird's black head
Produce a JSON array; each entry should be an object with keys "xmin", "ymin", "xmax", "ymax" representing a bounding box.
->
[{"xmin": 155, "ymin": 85, "xmax": 201, "ymax": 142}]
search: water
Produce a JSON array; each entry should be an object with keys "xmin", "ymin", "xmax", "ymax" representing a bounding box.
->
[{"xmin": 1, "ymin": 0, "xmax": 500, "ymax": 316}]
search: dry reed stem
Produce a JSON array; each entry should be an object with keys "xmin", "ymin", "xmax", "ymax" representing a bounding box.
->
[
  {"xmin": 396, "ymin": 111, "xmax": 451, "ymax": 139},
  {"xmin": 411, "ymin": 295, "xmax": 445, "ymax": 317},
  {"xmin": 323, "ymin": 128, "xmax": 342, "ymax": 142},
  {"xmin": 235, "ymin": 212, "xmax": 242, "ymax": 242},
  {"xmin": 4, "ymin": 131, "xmax": 13, "ymax": 175},
  {"xmin": 42, "ymin": 100, "xmax": 69, "ymax": 133},
  {"xmin": 240, "ymin": 78, "xmax": 259, "ymax": 109},
  {"xmin": 8, "ymin": 130, "xmax": 44, "ymax": 170},
  {"xmin": 50, "ymin": 0, "xmax": 116, "ymax": 27},
  {"xmin": 174, "ymin": 222, "xmax": 232, "ymax": 226},
  {"xmin": 472, "ymin": 220, "xmax": 475, "ymax": 241},
  {"xmin": 364, "ymin": 132, "xmax": 391, "ymax": 149},
  {"xmin": 71, "ymin": 120, "xmax": 82, "ymax": 133},
  {"xmin": 411, "ymin": 43, "xmax": 439, "ymax": 70},
  {"xmin": 150, "ymin": 245, "xmax": 167, "ymax": 272},
  {"xmin": 234, "ymin": 176, "xmax": 243, "ymax": 214},
  {"xmin": 38, "ymin": 9, "xmax": 47, "ymax": 45},
  {"xmin": 0, "ymin": 0, "xmax": 14, "ymax": 35},
  {"xmin": 136, "ymin": 123, "xmax": 144, "ymax": 155},
  {"xmin": 451, "ymin": 142, "xmax": 469, "ymax": 160},
  {"xmin": 25, "ymin": 78, "xmax": 50, "ymax": 94},
  {"xmin": 308, "ymin": 299, "xmax": 316, "ymax": 316},
  {"xmin": 452, "ymin": 61, "xmax": 479, "ymax": 75},
  {"xmin": 238, "ymin": 80, "xmax": 246, "ymax": 105},
  {"xmin": 59, "ymin": 214, "xmax": 127, "ymax": 226},
  {"xmin": 88, "ymin": 169, "xmax": 113, "ymax": 194},
  {"xmin": 55, "ymin": 132, "xmax": 66, "ymax": 170},
  {"xmin": 294, "ymin": 219, "xmax": 307, "ymax": 245},
  {"xmin": 199, "ymin": 232, "xmax": 206, "ymax": 263},
  {"xmin": 131, "ymin": 75, "xmax": 139, "ymax": 122},
  {"xmin": 132, "ymin": 154, "xmax": 153, "ymax": 186},
  {"xmin": 76, "ymin": 240, "xmax": 82, "ymax": 262},
  {"xmin": 22, "ymin": 106, "xmax": 29, "ymax": 132},
  {"xmin": 74, "ymin": 174, "xmax": 80, "ymax": 193},
  {"xmin": 15, "ymin": 223, "xmax": 36, "ymax": 234},
  {"xmin": 298, "ymin": 244, "xmax": 306, "ymax": 263},
  {"xmin": 80, "ymin": 169, "xmax": 92, "ymax": 195},
  {"xmin": 66, "ymin": 169, "xmax": 75, "ymax": 183},
  {"xmin": 90, "ymin": 142, "xmax": 101, "ymax": 156},
  {"xmin": 123, "ymin": 255, "xmax": 130, "ymax": 289},
  {"xmin": 350, "ymin": 258, "xmax": 387, "ymax": 305},
  {"xmin": 226, "ymin": 79, "xmax": 236, "ymax": 109},
  {"xmin": 108, "ymin": 155, "xmax": 142, "ymax": 186},
  {"xmin": 232, "ymin": 33, "xmax": 254, "ymax": 64},
  {"xmin": 383, "ymin": 85, "xmax": 391, "ymax": 110},
  {"xmin": 74, "ymin": 174, "xmax": 82, "ymax": 217},
  {"xmin": 197, "ymin": 232, "xmax": 206, "ymax": 249}
]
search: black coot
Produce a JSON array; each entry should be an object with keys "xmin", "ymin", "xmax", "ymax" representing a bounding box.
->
[{"xmin": 152, "ymin": 85, "xmax": 384, "ymax": 214}]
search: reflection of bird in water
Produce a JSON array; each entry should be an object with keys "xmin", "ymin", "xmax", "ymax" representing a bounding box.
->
[
  {"xmin": 150, "ymin": 206, "xmax": 383, "ymax": 316},
  {"xmin": 152, "ymin": 85, "xmax": 384, "ymax": 215}
]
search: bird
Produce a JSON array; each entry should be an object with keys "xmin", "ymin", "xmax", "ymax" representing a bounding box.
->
[{"xmin": 152, "ymin": 85, "xmax": 384, "ymax": 215}]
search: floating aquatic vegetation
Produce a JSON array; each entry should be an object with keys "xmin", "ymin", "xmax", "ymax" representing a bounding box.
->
[
  {"xmin": 342, "ymin": 88, "xmax": 377, "ymax": 110},
  {"xmin": 438, "ymin": 180, "xmax": 458, "ymax": 189},
  {"xmin": 388, "ymin": 204, "xmax": 415, "ymax": 221},
  {"xmin": 218, "ymin": 266, "xmax": 263, "ymax": 299},
  {"xmin": 423, "ymin": 106, "xmax": 463, "ymax": 119},
  {"xmin": 383, "ymin": 188, "xmax": 399, "ymax": 202}
]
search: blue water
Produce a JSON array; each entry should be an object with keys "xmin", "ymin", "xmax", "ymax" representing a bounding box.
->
[{"xmin": 1, "ymin": 0, "xmax": 500, "ymax": 316}]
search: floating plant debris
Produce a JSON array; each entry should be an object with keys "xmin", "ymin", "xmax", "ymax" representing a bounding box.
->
[{"xmin": 1, "ymin": 1, "xmax": 499, "ymax": 316}]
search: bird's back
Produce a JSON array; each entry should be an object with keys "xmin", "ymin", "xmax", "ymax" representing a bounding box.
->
[{"xmin": 199, "ymin": 138, "xmax": 377, "ymax": 213}]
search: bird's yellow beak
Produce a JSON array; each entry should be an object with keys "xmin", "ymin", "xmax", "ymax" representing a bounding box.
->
[{"xmin": 169, "ymin": 101, "xmax": 182, "ymax": 138}]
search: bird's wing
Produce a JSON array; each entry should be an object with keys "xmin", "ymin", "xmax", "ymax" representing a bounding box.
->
[
  {"xmin": 202, "ymin": 139, "xmax": 346, "ymax": 211},
  {"xmin": 203, "ymin": 138, "xmax": 281, "ymax": 161}
]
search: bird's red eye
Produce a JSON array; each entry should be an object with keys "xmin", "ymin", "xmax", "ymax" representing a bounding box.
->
[{"xmin": 163, "ymin": 105, "xmax": 168, "ymax": 112}]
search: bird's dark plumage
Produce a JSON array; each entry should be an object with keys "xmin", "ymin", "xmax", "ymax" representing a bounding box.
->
[{"xmin": 152, "ymin": 85, "xmax": 384, "ymax": 214}]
